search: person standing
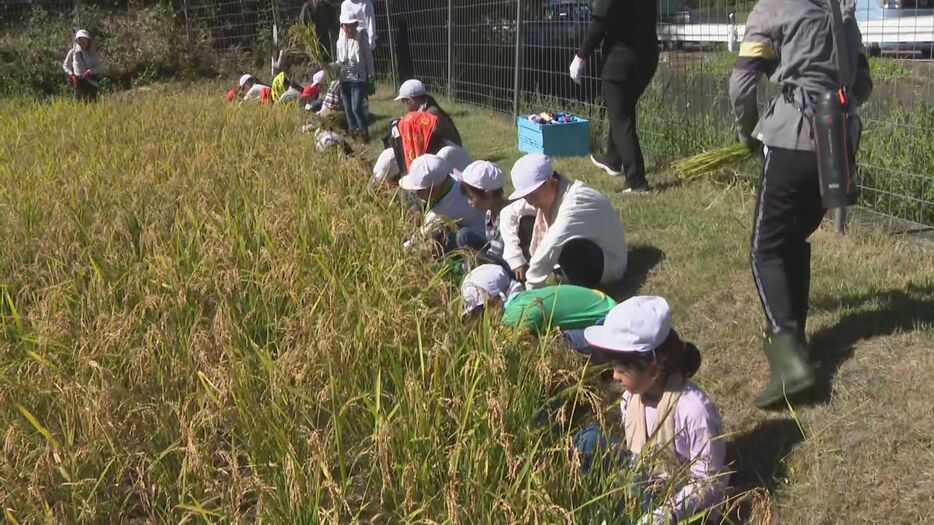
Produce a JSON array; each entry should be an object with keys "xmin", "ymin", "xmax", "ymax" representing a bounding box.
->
[
  {"xmin": 333, "ymin": 3, "xmax": 374, "ymax": 141},
  {"xmin": 62, "ymin": 29, "xmax": 102, "ymax": 102},
  {"xmin": 569, "ymin": 0, "xmax": 658, "ymax": 193},
  {"xmin": 729, "ymin": 0, "xmax": 873, "ymax": 408},
  {"xmin": 298, "ymin": 0, "xmax": 339, "ymax": 61},
  {"xmin": 341, "ymin": 0, "xmax": 377, "ymax": 49}
]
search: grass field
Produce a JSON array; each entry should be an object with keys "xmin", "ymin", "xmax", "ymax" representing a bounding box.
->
[{"xmin": 1, "ymin": 85, "xmax": 932, "ymax": 523}]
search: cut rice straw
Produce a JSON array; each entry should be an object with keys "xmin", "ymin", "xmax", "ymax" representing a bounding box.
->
[{"xmin": 672, "ymin": 143, "xmax": 754, "ymax": 180}]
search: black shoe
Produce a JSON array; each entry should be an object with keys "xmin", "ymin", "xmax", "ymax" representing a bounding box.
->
[{"xmin": 590, "ymin": 154, "xmax": 622, "ymax": 176}]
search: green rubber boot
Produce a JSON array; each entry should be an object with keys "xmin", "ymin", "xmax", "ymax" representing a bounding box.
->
[{"xmin": 754, "ymin": 332, "xmax": 816, "ymax": 409}]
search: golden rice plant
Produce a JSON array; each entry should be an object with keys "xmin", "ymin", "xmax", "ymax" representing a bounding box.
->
[{"xmin": 671, "ymin": 143, "xmax": 754, "ymax": 180}]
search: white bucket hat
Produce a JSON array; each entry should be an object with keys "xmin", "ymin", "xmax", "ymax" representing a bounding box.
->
[
  {"xmin": 239, "ymin": 73, "xmax": 254, "ymax": 87},
  {"xmin": 583, "ymin": 296, "xmax": 672, "ymax": 354},
  {"xmin": 509, "ymin": 153, "xmax": 554, "ymax": 200},
  {"xmin": 312, "ymin": 70, "xmax": 326, "ymax": 85},
  {"xmin": 75, "ymin": 29, "xmax": 91, "ymax": 41},
  {"xmin": 339, "ymin": 2, "xmax": 359, "ymax": 24}
]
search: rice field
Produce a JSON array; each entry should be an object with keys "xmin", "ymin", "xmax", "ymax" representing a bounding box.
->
[{"xmin": 0, "ymin": 85, "xmax": 932, "ymax": 523}]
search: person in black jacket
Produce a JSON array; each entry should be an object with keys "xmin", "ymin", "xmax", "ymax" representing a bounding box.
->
[
  {"xmin": 569, "ymin": 0, "xmax": 658, "ymax": 193},
  {"xmin": 298, "ymin": 0, "xmax": 338, "ymax": 61}
]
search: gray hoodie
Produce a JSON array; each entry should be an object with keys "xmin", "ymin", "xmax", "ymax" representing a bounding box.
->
[{"xmin": 729, "ymin": 0, "xmax": 873, "ymax": 151}]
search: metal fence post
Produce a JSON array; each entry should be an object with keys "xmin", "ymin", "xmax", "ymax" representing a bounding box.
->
[
  {"xmin": 834, "ymin": 207, "xmax": 846, "ymax": 234},
  {"xmin": 513, "ymin": 0, "xmax": 522, "ymax": 118},
  {"xmin": 384, "ymin": 0, "xmax": 398, "ymax": 89},
  {"xmin": 447, "ymin": 0, "xmax": 453, "ymax": 99}
]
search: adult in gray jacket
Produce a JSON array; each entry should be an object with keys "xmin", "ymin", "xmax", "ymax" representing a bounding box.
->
[
  {"xmin": 62, "ymin": 30, "xmax": 102, "ymax": 102},
  {"xmin": 729, "ymin": 0, "xmax": 872, "ymax": 408}
]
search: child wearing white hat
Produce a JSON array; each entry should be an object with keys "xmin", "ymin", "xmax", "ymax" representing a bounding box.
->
[
  {"xmin": 454, "ymin": 160, "xmax": 536, "ymax": 269},
  {"xmin": 508, "ymin": 153, "xmax": 628, "ymax": 289},
  {"xmin": 238, "ymin": 74, "xmax": 271, "ymax": 102},
  {"xmin": 575, "ymin": 296, "xmax": 728, "ymax": 524},
  {"xmin": 461, "ymin": 264, "xmax": 616, "ymax": 338},
  {"xmin": 332, "ymin": 2, "xmax": 374, "ymax": 141},
  {"xmin": 62, "ymin": 29, "xmax": 102, "ymax": 101},
  {"xmin": 400, "ymin": 154, "xmax": 485, "ymax": 254},
  {"xmin": 394, "ymin": 79, "xmax": 462, "ymax": 147}
]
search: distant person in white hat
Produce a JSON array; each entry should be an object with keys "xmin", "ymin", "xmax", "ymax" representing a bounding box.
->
[
  {"xmin": 332, "ymin": 2, "xmax": 374, "ymax": 141},
  {"xmin": 461, "ymin": 264, "xmax": 616, "ymax": 343},
  {"xmin": 454, "ymin": 160, "xmax": 536, "ymax": 272},
  {"xmin": 574, "ymin": 296, "xmax": 728, "ymax": 524},
  {"xmin": 340, "ymin": 0, "xmax": 376, "ymax": 48},
  {"xmin": 507, "ymin": 153, "xmax": 628, "ymax": 289},
  {"xmin": 62, "ymin": 29, "xmax": 102, "ymax": 101},
  {"xmin": 238, "ymin": 74, "xmax": 270, "ymax": 102},
  {"xmin": 395, "ymin": 79, "xmax": 462, "ymax": 147},
  {"xmin": 399, "ymin": 154, "xmax": 485, "ymax": 254}
]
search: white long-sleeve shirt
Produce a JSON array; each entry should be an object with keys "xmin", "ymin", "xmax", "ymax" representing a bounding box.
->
[
  {"xmin": 342, "ymin": 0, "xmax": 377, "ymax": 48},
  {"xmin": 500, "ymin": 199, "xmax": 537, "ymax": 270},
  {"xmin": 621, "ymin": 381, "xmax": 728, "ymax": 520},
  {"xmin": 333, "ymin": 29, "xmax": 374, "ymax": 83},
  {"xmin": 524, "ymin": 180, "xmax": 628, "ymax": 289},
  {"xmin": 62, "ymin": 45, "xmax": 102, "ymax": 77}
]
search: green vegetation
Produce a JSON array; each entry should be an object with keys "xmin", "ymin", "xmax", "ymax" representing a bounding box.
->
[
  {"xmin": 0, "ymin": 6, "xmax": 224, "ymax": 96},
  {"xmin": 0, "ymin": 86, "xmax": 931, "ymax": 522}
]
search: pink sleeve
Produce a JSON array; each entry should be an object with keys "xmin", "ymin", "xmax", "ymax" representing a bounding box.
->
[{"xmin": 668, "ymin": 391, "xmax": 728, "ymax": 519}]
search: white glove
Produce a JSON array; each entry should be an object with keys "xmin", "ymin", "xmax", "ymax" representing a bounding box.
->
[
  {"xmin": 635, "ymin": 508, "xmax": 673, "ymax": 525},
  {"xmin": 569, "ymin": 55, "xmax": 586, "ymax": 84}
]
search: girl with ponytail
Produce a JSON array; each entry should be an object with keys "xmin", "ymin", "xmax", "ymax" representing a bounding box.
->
[{"xmin": 575, "ymin": 296, "xmax": 729, "ymax": 524}]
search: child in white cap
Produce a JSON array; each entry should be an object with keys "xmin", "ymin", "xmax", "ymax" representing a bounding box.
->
[
  {"xmin": 62, "ymin": 29, "xmax": 102, "ymax": 101},
  {"xmin": 461, "ymin": 264, "xmax": 616, "ymax": 340},
  {"xmin": 575, "ymin": 296, "xmax": 728, "ymax": 524},
  {"xmin": 300, "ymin": 70, "xmax": 328, "ymax": 110},
  {"xmin": 332, "ymin": 2, "xmax": 374, "ymax": 142},
  {"xmin": 394, "ymin": 79, "xmax": 462, "ymax": 147},
  {"xmin": 239, "ymin": 74, "xmax": 270, "ymax": 102},
  {"xmin": 508, "ymin": 153, "xmax": 628, "ymax": 289},
  {"xmin": 399, "ymin": 154, "xmax": 485, "ymax": 254},
  {"xmin": 454, "ymin": 160, "xmax": 536, "ymax": 269}
]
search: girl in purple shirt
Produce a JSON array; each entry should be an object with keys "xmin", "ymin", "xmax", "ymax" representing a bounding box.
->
[{"xmin": 576, "ymin": 296, "xmax": 729, "ymax": 524}]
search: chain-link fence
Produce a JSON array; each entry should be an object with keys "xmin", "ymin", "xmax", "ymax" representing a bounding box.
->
[{"xmin": 2, "ymin": 0, "xmax": 931, "ymax": 227}]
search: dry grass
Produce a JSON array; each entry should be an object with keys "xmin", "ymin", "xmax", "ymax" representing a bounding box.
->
[{"xmin": 0, "ymin": 85, "xmax": 931, "ymax": 523}]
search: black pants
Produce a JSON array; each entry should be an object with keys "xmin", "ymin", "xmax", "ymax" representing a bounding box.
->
[
  {"xmin": 557, "ymin": 238, "xmax": 604, "ymax": 289},
  {"xmin": 74, "ymin": 78, "xmax": 98, "ymax": 102},
  {"xmin": 603, "ymin": 56, "xmax": 658, "ymax": 187},
  {"xmin": 751, "ymin": 147, "xmax": 826, "ymax": 339}
]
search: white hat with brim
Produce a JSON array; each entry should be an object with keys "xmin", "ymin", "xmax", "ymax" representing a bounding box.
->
[
  {"xmin": 312, "ymin": 70, "xmax": 326, "ymax": 85},
  {"xmin": 461, "ymin": 264, "xmax": 521, "ymax": 316},
  {"xmin": 339, "ymin": 2, "xmax": 359, "ymax": 25},
  {"xmin": 399, "ymin": 154, "xmax": 451, "ymax": 192},
  {"xmin": 239, "ymin": 73, "xmax": 254, "ymax": 87},
  {"xmin": 583, "ymin": 296, "xmax": 672, "ymax": 355},
  {"xmin": 508, "ymin": 153, "xmax": 554, "ymax": 200},
  {"xmin": 75, "ymin": 29, "xmax": 91, "ymax": 41},
  {"xmin": 394, "ymin": 79, "xmax": 427, "ymax": 101},
  {"xmin": 453, "ymin": 160, "xmax": 506, "ymax": 192}
]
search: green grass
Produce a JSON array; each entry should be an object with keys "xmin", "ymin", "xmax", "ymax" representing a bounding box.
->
[{"xmin": 0, "ymin": 86, "xmax": 932, "ymax": 523}]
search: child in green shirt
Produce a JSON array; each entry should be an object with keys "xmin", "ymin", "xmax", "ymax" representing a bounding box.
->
[{"xmin": 462, "ymin": 264, "xmax": 616, "ymax": 345}]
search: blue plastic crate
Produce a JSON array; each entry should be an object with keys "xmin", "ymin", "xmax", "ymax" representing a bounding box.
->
[{"xmin": 516, "ymin": 115, "xmax": 590, "ymax": 157}]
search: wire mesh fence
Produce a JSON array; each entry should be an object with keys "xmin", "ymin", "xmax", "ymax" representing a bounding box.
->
[{"xmin": 2, "ymin": 0, "xmax": 931, "ymax": 226}]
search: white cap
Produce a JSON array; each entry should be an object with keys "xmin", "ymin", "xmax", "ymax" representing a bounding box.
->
[
  {"xmin": 436, "ymin": 144, "xmax": 474, "ymax": 172},
  {"xmin": 454, "ymin": 160, "xmax": 505, "ymax": 192},
  {"xmin": 239, "ymin": 74, "xmax": 254, "ymax": 87},
  {"xmin": 395, "ymin": 79, "xmax": 427, "ymax": 101},
  {"xmin": 509, "ymin": 153, "xmax": 554, "ymax": 200},
  {"xmin": 75, "ymin": 29, "xmax": 91, "ymax": 41},
  {"xmin": 399, "ymin": 154, "xmax": 451, "ymax": 191},
  {"xmin": 339, "ymin": 2, "xmax": 359, "ymax": 24},
  {"xmin": 461, "ymin": 264, "xmax": 522, "ymax": 315},
  {"xmin": 312, "ymin": 70, "xmax": 326, "ymax": 85},
  {"xmin": 583, "ymin": 296, "xmax": 672, "ymax": 354}
]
